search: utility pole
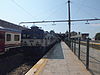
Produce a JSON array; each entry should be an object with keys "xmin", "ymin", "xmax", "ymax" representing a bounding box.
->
[{"xmin": 68, "ymin": 0, "xmax": 71, "ymax": 47}]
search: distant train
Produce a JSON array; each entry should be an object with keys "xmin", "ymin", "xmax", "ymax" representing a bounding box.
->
[
  {"xmin": 21, "ymin": 26, "xmax": 45, "ymax": 47},
  {"xmin": 0, "ymin": 26, "xmax": 21, "ymax": 54},
  {"xmin": 21, "ymin": 26, "xmax": 58, "ymax": 47}
]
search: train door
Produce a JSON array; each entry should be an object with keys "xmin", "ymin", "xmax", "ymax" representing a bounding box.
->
[{"xmin": 0, "ymin": 31, "xmax": 5, "ymax": 53}]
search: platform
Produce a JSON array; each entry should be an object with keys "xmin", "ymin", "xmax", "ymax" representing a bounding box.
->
[{"xmin": 26, "ymin": 41, "xmax": 91, "ymax": 75}]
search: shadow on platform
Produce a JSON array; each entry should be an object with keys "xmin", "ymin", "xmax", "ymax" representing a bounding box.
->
[{"xmin": 44, "ymin": 43, "xmax": 64, "ymax": 59}]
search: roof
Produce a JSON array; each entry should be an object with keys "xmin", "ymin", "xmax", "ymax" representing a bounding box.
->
[
  {"xmin": 0, "ymin": 19, "xmax": 28, "ymax": 31},
  {"xmin": 0, "ymin": 26, "xmax": 21, "ymax": 33}
]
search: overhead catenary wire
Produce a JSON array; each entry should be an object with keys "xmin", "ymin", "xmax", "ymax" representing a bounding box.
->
[
  {"xmin": 73, "ymin": 1, "xmax": 100, "ymax": 18},
  {"xmin": 75, "ymin": 1, "xmax": 100, "ymax": 12},
  {"xmin": 10, "ymin": 0, "xmax": 34, "ymax": 19},
  {"xmin": 44, "ymin": 2, "xmax": 67, "ymax": 20},
  {"xmin": 10, "ymin": 0, "xmax": 67, "ymax": 21}
]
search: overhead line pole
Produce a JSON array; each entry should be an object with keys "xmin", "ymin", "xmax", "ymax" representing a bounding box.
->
[{"xmin": 68, "ymin": 0, "xmax": 71, "ymax": 47}]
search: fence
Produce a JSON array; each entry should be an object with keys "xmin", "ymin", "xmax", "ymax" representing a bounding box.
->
[{"xmin": 65, "ymin": 38, "xmax": 100, "ymax": 75}]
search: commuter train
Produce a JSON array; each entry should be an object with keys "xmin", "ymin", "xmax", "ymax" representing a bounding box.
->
[
  {"xmin": 0, "ymin": 25, "xmax": 59, "ymax": 55},
  {"xmin": 0, "ymin": 26, "xmax": 21, "ymax": 54}
]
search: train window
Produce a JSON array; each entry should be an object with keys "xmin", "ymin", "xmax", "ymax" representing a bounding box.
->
[
  {"xmin": 14, "ymin": 35, "xmax": 20, "ymax": 41},
  {"xmin": 6, "ymin": 34, "xmax": 11, "ymax": 41},
  {"xmin": 27, "ymin": 34, "xmax": 30, "ymax": 38},
  {"xmin": 22, "ymin": 34, "xmax": 26, "ymax": 38}
]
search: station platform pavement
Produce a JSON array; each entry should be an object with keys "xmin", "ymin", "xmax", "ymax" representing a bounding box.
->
[{"xmin": 25, "ymin": 41, "xmax": 91, "ymax": 75}]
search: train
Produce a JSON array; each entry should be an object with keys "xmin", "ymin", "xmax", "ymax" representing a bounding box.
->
[
  {"xmin": 0, "ymin": 25, "xmax": 59, "ymax": 55},
  {"xmin": 21, "ymin": 26, "xmax": 45, "ymax": 47},
  {"xmin": 21, "ymin": 26, "xmax": 58, "ymax": 47},
  {"xmin": 0, "ymin": 26, "xmax": 21, "ymax": 54}
]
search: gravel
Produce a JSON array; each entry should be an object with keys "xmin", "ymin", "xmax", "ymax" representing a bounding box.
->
[{"xmin": 7, "ymin": 63, "xmax": 33, "ymax": 75}]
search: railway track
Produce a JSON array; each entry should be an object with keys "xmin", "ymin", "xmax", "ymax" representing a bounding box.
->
[
  {"xmin": 0, "ymin": 41, "xmax": 58, "ymax": 75},
  {"xmin": 73, "ymin": 41, "xmax": 100, "ymax": 50},
  {"xmin": 0, "ymin": 48, "xmax": 43, "ymax": 75}
]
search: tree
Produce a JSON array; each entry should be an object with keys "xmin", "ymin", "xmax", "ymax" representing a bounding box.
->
[{"xmin": 95, "ymin": 33, "xmax": 100, "ymax": 40}]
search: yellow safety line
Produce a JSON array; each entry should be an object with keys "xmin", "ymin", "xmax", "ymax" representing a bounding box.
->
[
  {"xmin": 34, "ymin": 58, "xmax": 48, "ymax": 75},
  {"xmin": 81, "ymin": 41, "xmax": 100, "ymax": 45},
  {"xmin": 92, "ymin": 43, "xmax": 100, "ymax": 45},
  {"xmin": 25, "ymin": 58, "xmax": 48, "ymax": 75}
]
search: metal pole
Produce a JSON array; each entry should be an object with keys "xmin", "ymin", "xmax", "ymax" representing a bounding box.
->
[
  {"xmin": 71, "ymin": 39, "xmax": 72, "ymax": 50},
  {"xmin": 68, "ymin": 0, "xmax": 71, "ymax": 47},
  {"xmin": 78, "ymin": 37, "xmax": 81, "ymax": 59},
  {"xmin": 19, "ymin": 19, "xmax": 100, "ymax": 25},
  {"xmin": 72, "ymin": 39, "xmax": 73, "ymax": 51},
  {"xmin": 78, "ymin": 32, "xmax": 81, "ymax": 59},
  {"xmin": 72, "ymin": 39, "xmax": 74, "ymax": 52},
  {"xmin": 74, "ymin": 39, "xmax": 76, "ymax": 54},
  {"xmin": 86, "ymin": 38, "xmax": 90, "ymax": 69}
]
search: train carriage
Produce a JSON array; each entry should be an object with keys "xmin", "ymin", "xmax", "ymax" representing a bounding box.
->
[{"xmin": 0, "ymin": 26, "xmax": 21, "ymax": 54}]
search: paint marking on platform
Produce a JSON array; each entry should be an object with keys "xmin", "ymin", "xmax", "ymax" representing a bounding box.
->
[
  {"xmin": 81, "ymin": 41, "xmax": 100, "ymax": 45},
  {"xmin": 25, "ymin": 58, "xmax": 48, "ymax": 75}
]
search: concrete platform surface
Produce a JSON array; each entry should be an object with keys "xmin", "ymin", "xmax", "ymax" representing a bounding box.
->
[{"xmin": 40, "ymin": 41, "xmax": 91, "ymax": 75}]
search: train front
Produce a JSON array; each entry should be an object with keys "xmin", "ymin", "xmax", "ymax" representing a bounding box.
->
[{"xmin": 21, "ymin": 26, "xmax": 45, "ymax": 47}]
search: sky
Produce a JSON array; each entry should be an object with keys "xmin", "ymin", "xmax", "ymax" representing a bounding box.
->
[{"xmin": 0, "ymin": 0, "xmax": 100, "ymax": 38}]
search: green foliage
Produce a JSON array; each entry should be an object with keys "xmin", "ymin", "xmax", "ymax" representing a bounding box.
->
[{"xmin": 95, "ymin": 33, "xmax": 100, "ymax": 40}]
